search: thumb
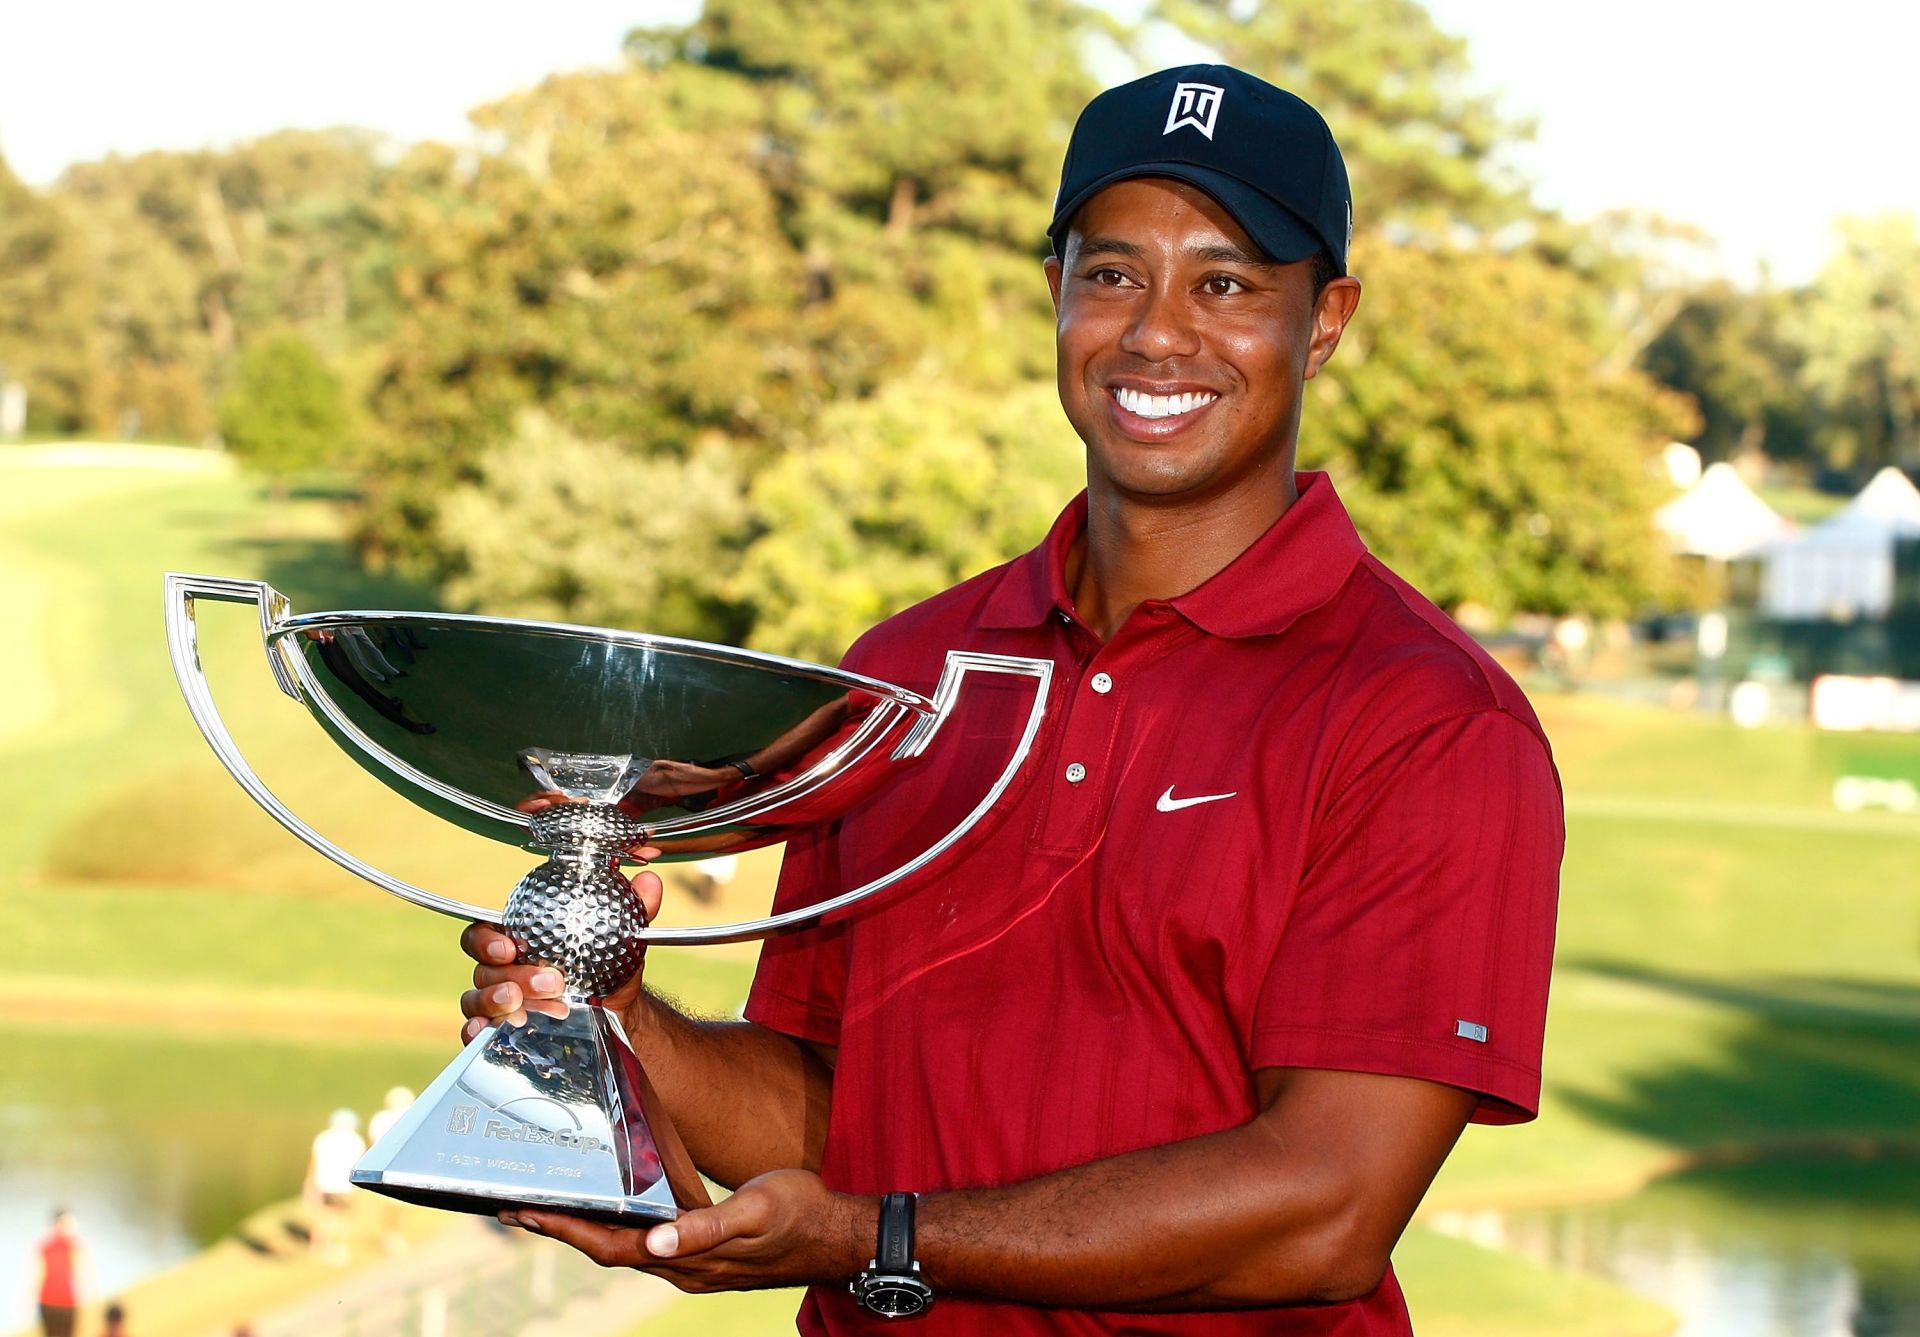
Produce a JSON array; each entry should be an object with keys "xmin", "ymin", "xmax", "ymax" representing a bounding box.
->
[{"xmin": 647, "ymin": 1193, "xmax": 762, "ymax": 1258}]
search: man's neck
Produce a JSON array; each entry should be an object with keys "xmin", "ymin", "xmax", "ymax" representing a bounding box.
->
[{"xmin": 1067, "ymin": 474, "xmax": 1299, "ymax": 641}]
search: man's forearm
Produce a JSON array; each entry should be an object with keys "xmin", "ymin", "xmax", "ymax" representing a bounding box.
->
[
  {"xmin": 622, "ymin": 989, "xmax": 833, "ymax": 1190},
  {"xmin": 907, "ymin": 1117, "xmax": 1379, "ymax": 1310},
  {"xmin": 812, "ymin": 1071, "xmax": 1474, "ymax": 1311}
]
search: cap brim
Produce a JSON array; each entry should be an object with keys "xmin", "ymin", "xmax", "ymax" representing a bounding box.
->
[{"xmin": 1049, "ymin": 163, "xmax": 1325, "ymax": 266}]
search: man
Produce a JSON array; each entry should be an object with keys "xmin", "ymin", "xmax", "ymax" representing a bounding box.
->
[
  {"xmin": 460, "ymin": 64, "xmax": 1561, "ymax": 1333},
  {"xmin": 303, "ymin": 1108, "xmax": 366, "ymax": 1263},
  {"xmin": 31, "ymin": 1208, "xmax": 87, "ymax": 1337}
]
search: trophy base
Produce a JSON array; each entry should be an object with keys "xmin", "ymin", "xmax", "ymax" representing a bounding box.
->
[{"xmin": 352, "ymin": 1000, "xmax": 710, "ymax": 1225}]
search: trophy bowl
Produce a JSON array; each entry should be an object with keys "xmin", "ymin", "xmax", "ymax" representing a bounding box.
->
[{"xmin": 164, "ymin": 574, "xmax": 1051, "ymax": 1225}]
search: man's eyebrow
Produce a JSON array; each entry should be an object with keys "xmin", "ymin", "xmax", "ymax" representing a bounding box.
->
[
  {"xmin": 1073, "ymin": 236, "xmax": 1280, "ymax": 269},
  {"xmin": 1189, "ymin": 242, "xmax": 1280, "ymax": 269}
]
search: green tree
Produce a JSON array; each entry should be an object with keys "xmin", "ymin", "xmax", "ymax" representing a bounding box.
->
[
  {"xmin": 1795, "ymin": 214, "xmax": 1920, "ymax": 472},
  {"xmin": 361, "ymin": 64, "xmax": 812, "ymax": 571},
  {"xmin": 434, "ymin": 412, "xmax": 750, "ymax": 638},
  {"xmin": 1155, "ymin": 0, "xmax": 1530, "ymax": 232},
  {"xmin": 217, "ymin": 329, "xmax": 351, "ymax": 480},
  {"xmin": 735, "ymin": 381, "xmax": 1082, "ymax": 660},
  {"xmin": 1643, "ymin": 282, "xmax": 1809, "ymax": 464},
  {"xmin": 1306, "ymin": 242, "xmax": 1700, "ymax": 618},
  {"xmin": 0, "ymin": 150, "xmax": 104, "ymax": 431},
  {"xmin": 360, "ymin": 0, "xmax": 1099, "ymax": 622},
  {"xmin": 53, "ymin": 131, "xmax": 392, "ymax": 440}
]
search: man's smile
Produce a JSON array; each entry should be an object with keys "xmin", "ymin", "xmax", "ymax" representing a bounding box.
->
[
  {"xmin": 1110, "ymin": 386, "xmax": 1220, "ymax": 419},
  {"xmin": 1105, "ymin": 381, "xmax": 1224, "ymax": 440}
]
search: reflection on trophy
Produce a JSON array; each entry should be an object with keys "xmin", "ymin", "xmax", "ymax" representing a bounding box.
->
[{"xmin": 164, "ymin": 573, "xmax": 1050, "ymax": 1225}]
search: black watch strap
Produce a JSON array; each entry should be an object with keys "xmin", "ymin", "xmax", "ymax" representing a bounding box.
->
[{"xmin": 877, "ymin": 1191, "xmax": 917, "ymax": 1274}]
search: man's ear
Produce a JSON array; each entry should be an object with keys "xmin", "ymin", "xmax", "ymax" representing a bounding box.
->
[
  {"xmin": 1044, "ymin": 252, "xmax": 1065, "ymax": 315},
  {"xmin": 1303, "ymin": 276, "xmax": 1362, "ymax": 381}
]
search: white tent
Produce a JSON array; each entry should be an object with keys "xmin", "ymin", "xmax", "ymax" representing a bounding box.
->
[
  {"xmin": 1654, "ymin": 462, "xmax": 1792, "ymax": 561},
  {"xmin": 1762, "ymin": 467, "xmax": 1920, "ymax": 620}
]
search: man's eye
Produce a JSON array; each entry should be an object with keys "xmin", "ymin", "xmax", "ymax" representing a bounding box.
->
[
  {"xmin": 1088, "ymin": 267, "xmax": 1129, "ymax": 286},
  {"xmin": 1204, "ymin": 274, "xmax": 1246, "ymax": 296}
]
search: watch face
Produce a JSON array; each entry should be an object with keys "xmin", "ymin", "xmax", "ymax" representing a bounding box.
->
[{"xmin": 855, "ymin": 1277, "xmax": 932, "ymax": 1318}]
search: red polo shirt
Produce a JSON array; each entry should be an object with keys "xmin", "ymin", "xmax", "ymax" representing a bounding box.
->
[{"xmin": 747, "ymin": 473, "xmax": 1563, "ymax": 1335}]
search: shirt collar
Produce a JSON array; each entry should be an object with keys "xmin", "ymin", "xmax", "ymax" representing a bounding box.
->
[{"xmin": 978, "ymin": 472, "xmax": 1367, "ymax": 639}]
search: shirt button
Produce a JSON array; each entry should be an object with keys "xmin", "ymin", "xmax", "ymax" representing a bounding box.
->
[
  {"xmin": 1064, "ymin": 762, "xmax": 1087, "ymax": 784},
  {"xmin": 1090, "ymin": 672, "xmax": 1113, "ymax": 695}
]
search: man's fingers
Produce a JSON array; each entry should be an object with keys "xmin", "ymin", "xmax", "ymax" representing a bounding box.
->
[
  {"xmin": 471, "ymin": 964, "xmax": 568, "ymax": 999},
  {"xmin": 631, "ymin": 868, "xmax": 664, "ymax": 920},
  {"xmin": 460, "ymin": 921, "xmax": 516, "ymax": 965},
  {"xmin": 505, "ymin": 1212, "xmax": 647, "ymax": 1267},
  {"xmin": 459, "ymin": 984, "xmax": 534, "ymax": 1025}
]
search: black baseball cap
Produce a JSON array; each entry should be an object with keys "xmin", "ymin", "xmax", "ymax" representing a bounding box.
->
[{"xmin": 1048, "ymin": 64, "xmax": 1353, "ymax": 274}]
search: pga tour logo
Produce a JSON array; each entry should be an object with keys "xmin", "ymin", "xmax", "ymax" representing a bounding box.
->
[{"xmin": 1164, "ymin": 82, "xmax": 1225, "ymax": 139}]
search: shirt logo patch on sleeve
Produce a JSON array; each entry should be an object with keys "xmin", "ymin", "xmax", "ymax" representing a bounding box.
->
[{"xmin": 1454, "ymin": 1020, "xmax": 1489, "ymax": 1044}]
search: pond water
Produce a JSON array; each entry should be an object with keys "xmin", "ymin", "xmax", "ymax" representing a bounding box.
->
[
  {"xmin": 0, "ymin": 1024, "xmax": 443, "ymax": 1331},
  {"xmin": 1431, "ymin": 1155, "xmax": 1920, "ymax": 1336}
]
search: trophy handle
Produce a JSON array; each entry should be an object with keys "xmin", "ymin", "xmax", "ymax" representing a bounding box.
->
[
  {"xmin": 634, "ymin": 649, "xmax": 1053, "ymax": 945},
  {"xmin": 164, "ymin": 572, "xmax": 501, "ymax": 923}
]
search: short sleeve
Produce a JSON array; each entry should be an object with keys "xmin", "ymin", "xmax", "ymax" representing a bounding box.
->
[
  {"xmin": 743, "ymin": 822, "xmax": 851, "ymax": 1048},
  {"xmin": 1251, "ymin": 709, "xmax": 1563, "ymax": 1123}
]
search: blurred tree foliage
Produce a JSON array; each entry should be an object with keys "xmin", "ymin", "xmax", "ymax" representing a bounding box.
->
[
  {"xmin": 435, "ymin": 412, "xmax": 751, "ymax": 635},
  {"xmin": 359, "ymin": 0, "xmax": 1099, "ymax": 651},
  {"xmin": 1793, "ymin": 214, "xmax": 1920, "ymax": 473},
  {"xmin": 39, "ymin": 129, "xmax": 392, "ymax": 442},
  {"xmin": 0, "ymin": 151, "xmax": 103, "ymax": 431},
  {"xmin": 217, "ymin": 329, "xmax": 352, "ymax": 484},
  {"xmin": 735, "ymin": 381, "xmax": 1084, "ymax": 657},
  {"xmin": 1644, "ymin": 282, "xmax": 1809, "ymax": 465},
  {"xmin": 1155, "ymin": 0, "xmax": 1529, "ymax": 232},
  {"xmin": 1306, "ymin": 243, "xmax": 1698, "ymax": 617},
  {"xmin": 18, "ymin": 0, "xmax": 1880, "ymax": 654}
]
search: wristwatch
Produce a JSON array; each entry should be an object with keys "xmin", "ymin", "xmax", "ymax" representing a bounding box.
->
[{"xmin": 850, "ymin": 1191, "xmax": 933, "ymax": 1318}]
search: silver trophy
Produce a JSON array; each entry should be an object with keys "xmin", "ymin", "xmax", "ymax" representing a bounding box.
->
[{"xmin": 164, "ymin": 574, "xmax": 1050, "ymax": 1224}]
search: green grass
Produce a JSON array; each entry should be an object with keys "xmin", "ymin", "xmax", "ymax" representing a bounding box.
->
[{"xmin": 14, "ymin": 445, "xmax": 1920, "ymax": 1336}]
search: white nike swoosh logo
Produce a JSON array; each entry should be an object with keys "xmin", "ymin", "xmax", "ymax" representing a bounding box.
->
[{"xmin": 1156, "ymin": 786, "xmax": 1238, "ymax": 813}]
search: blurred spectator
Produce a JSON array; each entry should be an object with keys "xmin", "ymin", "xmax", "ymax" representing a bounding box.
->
[
  {"xmin": 32, "ymin": 1208, "xmax": 88, "ymax": 1337},
  {"xmin": 303, "ymin": 1108, "xmax": 365, "ymax": 1263},
  {"xmin": 366, "ymin": 1086, "xmax": 413, "ymax": 1145},
  {"xmin": 102, "ymin": 1301, "xmax": 129, "ymax": 1336},
  {"xmin": 366, "ymin": 1086, "xmax": 415, "ymax": 1253}
]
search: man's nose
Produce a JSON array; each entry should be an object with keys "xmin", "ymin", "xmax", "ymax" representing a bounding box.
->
[{"xmin": 1118, "ymin": 284, "xmax": 1201, "ymax": 361}]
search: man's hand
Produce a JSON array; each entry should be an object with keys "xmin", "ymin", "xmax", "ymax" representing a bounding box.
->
[
  {"xmin": 633, "ymin": 759, "xmax": 740, "ymax": 801},
  {"xmin": 502, "ymin": 1169, "xmax": 873, "ymax": 1294},
  {"xmin": 456, "ymin": 844, "xmax": 664, "ymax": 1042}
]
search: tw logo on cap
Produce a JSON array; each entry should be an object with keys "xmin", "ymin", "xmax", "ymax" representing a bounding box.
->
[{"xmin": 1164, "ymin": 82, "xmax": 1225, "ymax": 140}]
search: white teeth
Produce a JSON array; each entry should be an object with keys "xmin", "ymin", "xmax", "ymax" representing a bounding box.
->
[{"xmin": 1113, "ymin": 387, "xmax": 1217, "ymax": 419}]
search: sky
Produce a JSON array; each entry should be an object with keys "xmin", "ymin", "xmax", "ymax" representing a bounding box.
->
[{"xmin": 2, "ymin": 1, "xmax": 1914, "ymax": 288}]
